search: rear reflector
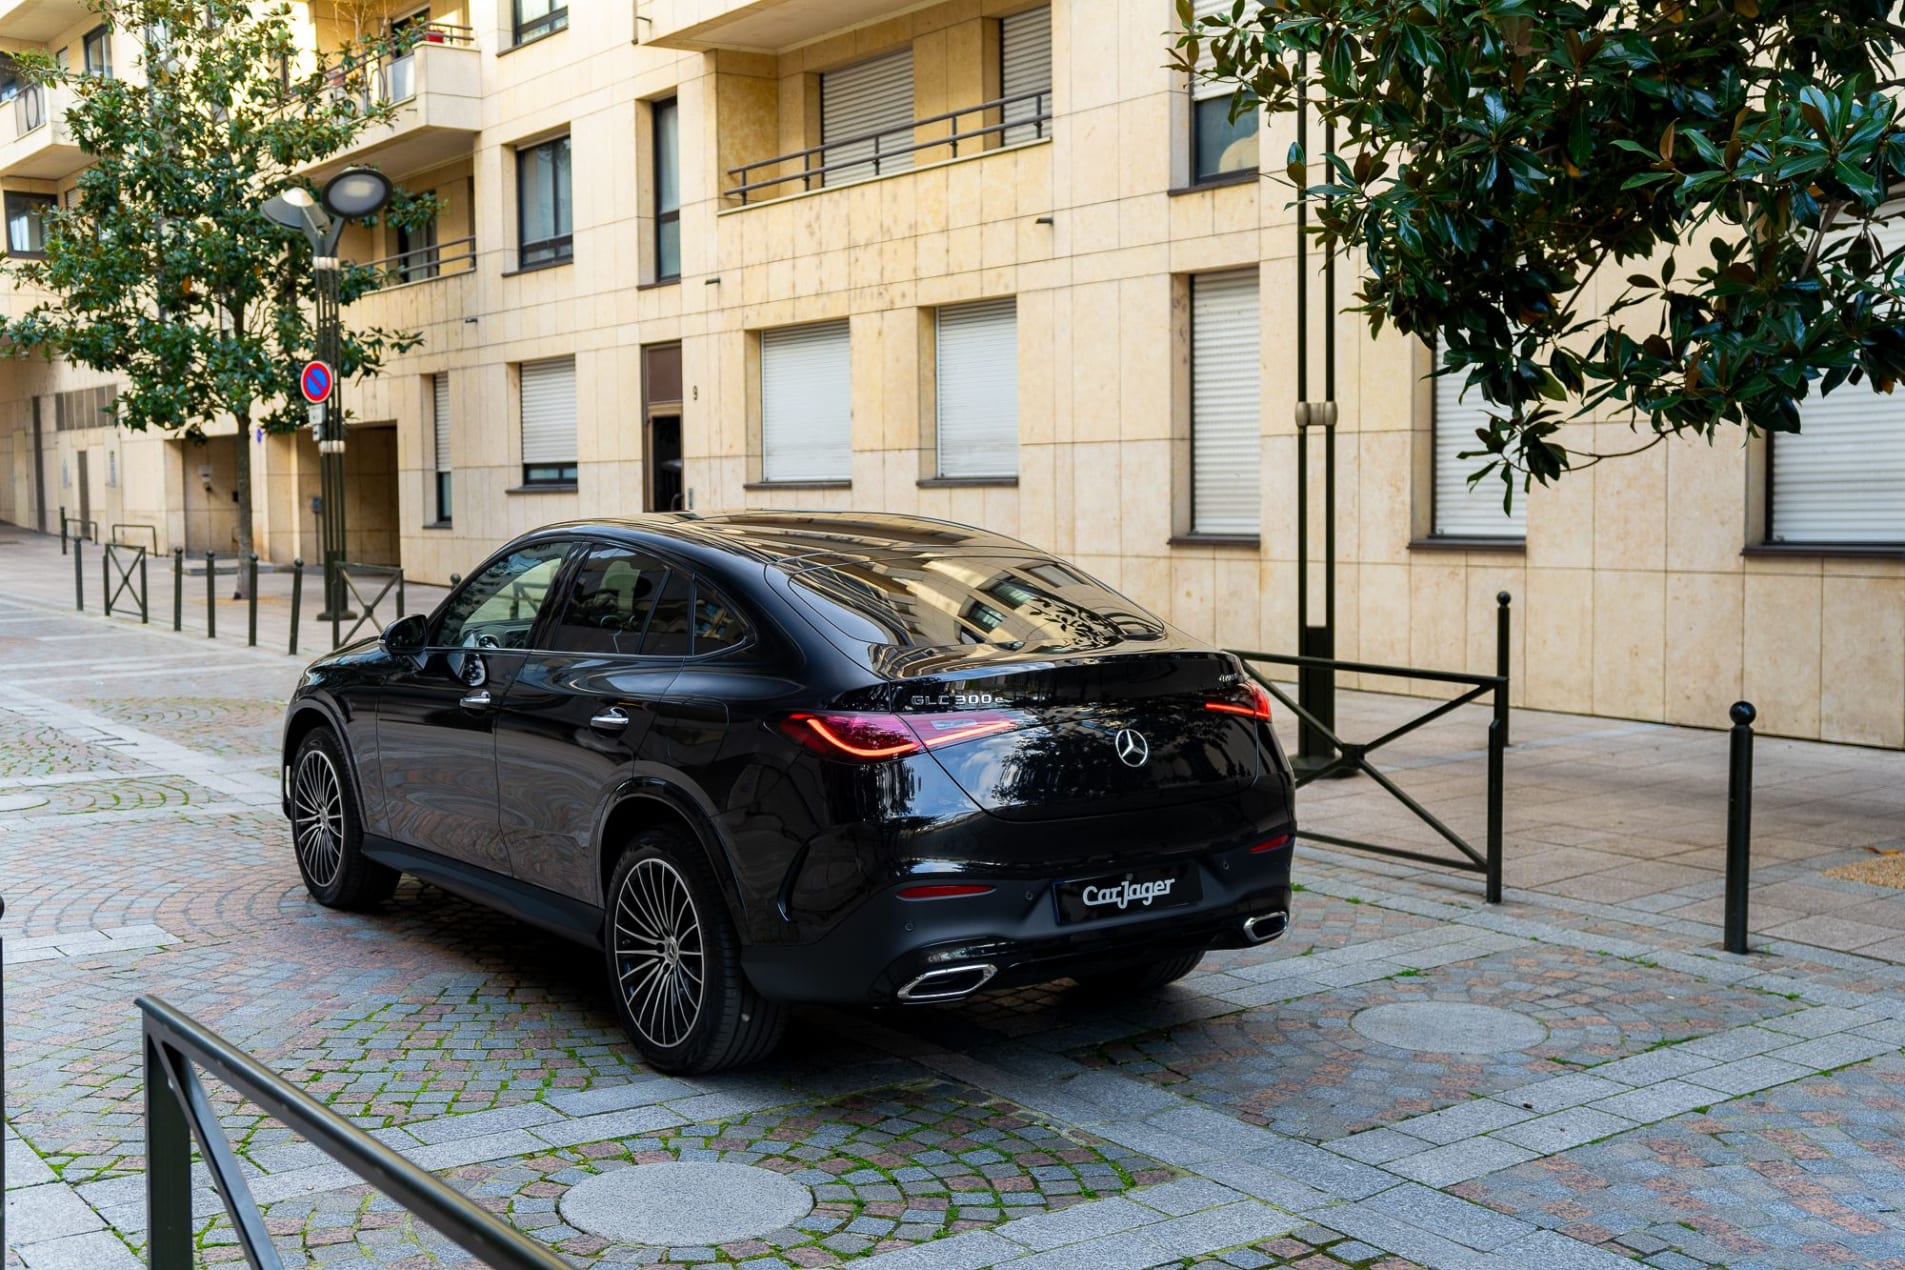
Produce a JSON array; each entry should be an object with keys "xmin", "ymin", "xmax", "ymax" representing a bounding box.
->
[
  {"xmin": 1206, "ymin": 681, "xmax": 1274, "ymax": 721},
  {"xmin": 896, "ymin": 883, "xmax": 996, "ymax": 900},
  {"xmin": 1250, "ymin": 833, "xmax": 1293, "ymax": 854}
]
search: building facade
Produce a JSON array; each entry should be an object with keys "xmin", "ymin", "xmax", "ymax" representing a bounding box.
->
[{"xmin": 0, "ymin": 0, "xmax": 1900, "ymax": 748}]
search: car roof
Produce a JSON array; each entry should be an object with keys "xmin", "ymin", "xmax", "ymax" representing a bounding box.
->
[{"xmin": 530, "ymin": 511, "xmax": 1043, "ymax": 568}]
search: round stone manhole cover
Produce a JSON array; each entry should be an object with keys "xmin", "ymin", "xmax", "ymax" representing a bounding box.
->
[
  {"xmin": 1350, "ymin": 1001, "xmax": 1548, "ymax": 1055},
  {"xmin": 559, "ymin": 1162, "xmax": 814, "ymax": 1246}
]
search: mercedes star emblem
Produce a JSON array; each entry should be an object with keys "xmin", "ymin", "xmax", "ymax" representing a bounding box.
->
[{"xmin": 1114, "ymin": 727, "xmax": 1149, "ymax": 767}]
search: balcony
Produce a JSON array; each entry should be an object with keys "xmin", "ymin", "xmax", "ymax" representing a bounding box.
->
[
  {"xmin": 0, "ymin": 84, "xmax": 85, "ymax": 180},
  {"xmin": 0, "ymin": 0, "xmax": 90, "ymax": 42},
  {"xmin": 308, "ymin": 25, "xmax": 480, "ymax": 181},
  {"xmin": 363, "ymin": 234, "xmax": 476, "ymax": 289},
  {"xmin": 726, "ymin": 89, "xmax": 1051, "ymax": 205},
  {"xmin": 642, "ymin": 0, "xmax": 921, "ymax": 53}
]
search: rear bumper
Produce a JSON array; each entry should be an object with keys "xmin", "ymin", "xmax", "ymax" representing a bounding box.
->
[{"xmin": 741, "ymin": 837, "xmax": 1293, "ymax": 1004}]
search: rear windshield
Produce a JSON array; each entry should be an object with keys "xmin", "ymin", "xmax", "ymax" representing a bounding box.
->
[{"xmin": 785, "ymin": 553, "xmax": 1167, "ymax": 653}]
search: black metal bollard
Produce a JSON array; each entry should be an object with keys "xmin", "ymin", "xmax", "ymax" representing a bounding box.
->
[
  {"xmin": 59, "ymin": 507, "xmax": 67, "ymax": 555},
  {"xmin": 1724, "ymin": 701, "xmax": 1757, "ymax": 955},
  {"xmin": 247, "ymin": 554, "xmax": 259, "ymax": 647},
  {"xmin": 289, "ymin": 558, "xmax": 304, "ymax": 657},
  {"xmin": 205, "ymin": 551, "xmax": 216, "ymax": 639},
  {"xmin": 1495, "ymin": 591, "xmax": 1513, "ymax": 748},
  {"xmin": 139, "ymin": 550, "xmax": 150, "ymax": 624},
  {"xmin": 73, "ymin": 537, "xmax": 83, "ymax": 610},
  {"xmin": 449, "ymin": 572, "xmax": 461, "ymax": 588},
  {"xmin": 172, "ymin": 548, "xmax": 184, "ymax": 631},
  {"xmin": 397, "ymin": 571, "xmax": 406, "ymax": 620}
]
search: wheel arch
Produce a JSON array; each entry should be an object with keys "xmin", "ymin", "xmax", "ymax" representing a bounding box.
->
[
  {"xmin": 281, "ymin": 700, "xmax": 371, "ymax": 820},
  {"xmin": 596, "ymin": 788, "xmax": 747, "ymax": 931}
]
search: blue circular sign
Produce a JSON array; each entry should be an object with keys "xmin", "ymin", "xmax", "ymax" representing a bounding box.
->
[{"xmin": 299, "ymin": 360, "xmax": 334, "ymax": 405}]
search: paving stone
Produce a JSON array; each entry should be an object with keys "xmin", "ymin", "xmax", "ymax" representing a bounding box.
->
[
  {"xmin": 1388, "ymin": 1098, "xmax": 1535, "ymax": 1146},
  {"xmin": 1484, "ymin": 1229, "xmax": 1638, "ymax": 1269},
  {"xmin": 5, "ymin": 1183, "xmax": 103, "ymax": 1244},
  {"xmin": 1385, "ymin": 1137, "xmax": 1539, "ymax": 1188},
  {"xmin": 1762, "ymin": 1033, "xmax": 1898, "ymax": 1072},
  {"xmin": 1125, "ymin": 1177, "xmax": 1245, "ymax": 1217},
  {"xmin": 1489, "ymin": 1106, "xmax": 1635, "ymax": 1155},
  {"xmin": 1492, "ymin": 1072, "xmax": 1629, "ymax": 1114},
  {"xmin": 1141, "ymin": 1201, "xmax": 1293, "ymax": 1258},
  {"xmin": 16, "ymin": 1228, "xmax": 140, "ymax": 1269},
  {"xmin": 1676, "ymin": 1024, "xmax": 1798, "ymax": 1060},
  {"xmin": 1586, "ymin": 1047, "xmax": 1716, "ymax": 1086},
  {"xmin": 996, "ymin": 1196, "xmax": 1155, "ymax": 1251},
  {"xmin": 1363, "ymin": 1181, "xmax": 1533, "ymax": 1251},
  {"xmin": 1587, "ymin": 1078, "xmax": 1726, "ymax": 1124},
  {"xmin": 1325, "ymin": 1127, "xmax": 1432, "ymax": 1165},
  {"xmin": 1682, "ymin": 1055, "xmax": 1814, "ymax": 1096},
  {"xmin": 1759, "ymin": 1005, "xmax": 1886, "ymax": 1038}
]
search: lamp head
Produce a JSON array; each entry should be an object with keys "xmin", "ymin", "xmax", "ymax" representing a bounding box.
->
[{"xmin": 321, "ymin": 166, "xmax": 394, "ymax": 219}]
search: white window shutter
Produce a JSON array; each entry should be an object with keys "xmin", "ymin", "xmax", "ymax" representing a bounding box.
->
[
  {"xmin": 520, "ymin": 357, "xmax": 577, "ymax": 465},
  {"xmin": 1191, "ymin": 0, "xmax": 1234, "ymax": 101},
  {"xmin": 432, "ymin": 372, "xmax": 451, "ymax": 474},
  {"xmin": 762, "ymin": 322, "xmax": 852, "ymax": 483},
  {"xmin": 1433, "ymin": 371, "xmax": 1526, "ymax": 538},
  {"xmin": 937, "ymin": 298, "xmax": 1018, "ymax": 479},
  {"xmin": 821, "ymin": 49, "xmax": 914, "ymax": 186},
  {"xmin": 1191, "ymin": 270, "xmax": 1261, "ymax": 536},
  {"xmin": 1001, "ymin": 7, "xmax": 1051, "ymax": 145}
]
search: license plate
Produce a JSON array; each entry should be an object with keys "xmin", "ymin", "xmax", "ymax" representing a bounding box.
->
[{"xmin": 1054, "ymin": 862, "xmax": 1201, "ymax": 924}]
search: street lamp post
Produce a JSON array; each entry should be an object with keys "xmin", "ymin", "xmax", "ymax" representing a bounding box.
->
[{"xmin": 260, "ymin": 166, "xmax": 394, "ymax": 622}]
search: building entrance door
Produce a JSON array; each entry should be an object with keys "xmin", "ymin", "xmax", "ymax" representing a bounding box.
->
[{"xmin": 642, "ymin": 343, "xmax": 684, "ymax": 512}]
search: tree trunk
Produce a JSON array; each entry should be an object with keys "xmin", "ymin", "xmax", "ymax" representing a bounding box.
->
[{"xmin": 232, "ymin": 407, "xmax": 254, "ymax": 600}]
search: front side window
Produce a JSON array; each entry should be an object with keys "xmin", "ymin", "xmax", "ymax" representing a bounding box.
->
[
  {"xmin": 433, "ymin": 540, "xmax": 572, "ymax": 649},
  {"xmin": 514, "ymin": 0, "xmax": 568, "ymax": 46},
  {"xmin": 547, "ymin": 547, "xmax": 668, "ymax": 655},
  {"xmin": 83, "ymin": 26, "xmax": 111, "ymax": 78},
  {"xmin": 5, "ymin": 192, "xmax": 56, "ymax": 257},
  {"xmin": 517, "ymin": 135, "xmax": 573, "ymax": 268},
  {"xmin": 1188, "ymin": 0, "xmax": 1256, "ymax": 182},
  {"xmin": 653, "ymin": 97, "xmax": 680, "ymax": 281}
]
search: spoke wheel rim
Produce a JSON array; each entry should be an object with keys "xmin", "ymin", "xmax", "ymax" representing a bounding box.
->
[
  {"xmin": 291, "ymin": 748, "xmax": 346, "ymax": 889},
  {"xmin": 612, "ymin": 858, "xmax": 706, "ymax": 1051}
]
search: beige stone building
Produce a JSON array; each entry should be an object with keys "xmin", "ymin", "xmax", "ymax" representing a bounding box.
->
[{"xmin": 0, "ymin": 0, "xmax": 1899, "ymax": 748}]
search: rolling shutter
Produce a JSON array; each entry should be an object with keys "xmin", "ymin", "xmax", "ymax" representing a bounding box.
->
[
  {"xmin": 520, "ymin": 356, "xmax": 576, "ymax": 466},
  {"xmin": 822, "ymin": 49, "xmax": 914, "ymax": 186},
  {"xmin": 1433, "ymin": 370, "xmax": 1526, "ymax": 538},
  {"xmin": 1191, "ymin": 0, "xmax": 1232, "ymax": 102},
  {"xmin": 937, "ymin": 298, "xmax": 1018, "ymax": 479},
  {"xmin": 1191, "ymin": 270, "xmax": 1261, "ymax": 536},
  {"xmin": 1001, "ymin": 7, "xmax": 1051, "ymax": 145},
  {"xmin": 762, "ymin": 321, "xmax": 851, "ymax": 483},
  {"xmin": 1772, "ymin": 220, "xmax": 1905, "ymax": 543},
  {"xmin": 432, "ymin": 372, "xmax": 451, "ymax": 474}
]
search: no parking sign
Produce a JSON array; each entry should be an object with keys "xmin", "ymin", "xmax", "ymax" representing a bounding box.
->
[{"xmin": 299, "ymin": 360, "xmax": 334, "ymax": 405}]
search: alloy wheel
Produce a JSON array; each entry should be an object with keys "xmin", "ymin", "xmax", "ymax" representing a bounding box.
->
[
  {"xmin": 291, "ymin": 748, "xmax": 346, "ymax": 888},
  {"xmin": 612, "ymin": 857, "xmax": 706, "ymax": 1049}
]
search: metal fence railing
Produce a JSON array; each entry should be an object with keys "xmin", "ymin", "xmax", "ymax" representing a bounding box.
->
[
  {"xmin": 102, "ymin": 542, "xmax": 149, "ymax": 623},
  {"xmin": 139, "ymin": 995, "xmax": 564, "ymax": 1269},
  {"xmin": 335, "ymin": 562, "xmax": 404, "ymax": 648}
]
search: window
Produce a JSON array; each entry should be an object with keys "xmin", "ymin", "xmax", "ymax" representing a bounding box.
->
[
  {"xmin": 1188, "ymin": 0, "xmax": 1256, "ymax": 183},
  {"xmin": 433, "ymin": 540, "xmax": 572, "ymax": 649},
  {"xmin": 1432, "ymin": 369, "xmax": 1527, "ymax": 539},
  {"xmin": 517, "ymin": 135, "xmax": 573, "ymax": 268},
  {"xmin": 5, "ymin": 192, "xmax": 56, "ymax": 257},
  {"xmin": 653, "ymin": 97, "xmax": 680, "ymax": 281},
  {"xmin": 519, "ymin": 356, "xmax": 577, "ymax": 485},
  {"xmin": 1000, "ymin": 6, "xmax": 1052, "ymax": 145},
  {"xmin": 936, "ymin": 298, "xmax": 1019, "ymax": 479},
  {"xmin": 761, "ymin": 321, "xmax": 851, "ymax": 483},
  {"xmin": 1189, "ymin": 270, "xmax": 1262, "ymax": 536},
  {"xmin": 548, "ymin": 548, "xmax": 668, "ymax": 655},
  {"xmin": 431, "ymin": 372, "xmax": 452, "ymax": 523},
  {"xmin": 513, "ymin": 0, "xmax": 568, "ymax": 46},
  {"xmin": 821, "ymin": 50, "xmax": 915, "ymax": 186},
  {"xmin": 1770, "ymin": 408, "xmax": 1905, "ymax": 545},
  {"xmin": 397, "ymin": 212, "xmax": 439, "ymax": 282},
  {"xmin": 83, "ymin": 26, "xmax": 111, "ymax": 78}
]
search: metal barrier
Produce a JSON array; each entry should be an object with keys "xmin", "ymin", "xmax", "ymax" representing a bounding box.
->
[
  {"xmin": 248, "ymin": 554, "xmax": 260, "ymax": 647},
  {"xmin": 103, "ymin": 542, "xmax": 150, "ymax": 623},
  {"xmin": 1229, "ymin": 594, "xmax": 1511, "ymax": 902},
  {"xmin": 1724, "ymin": 701, "xmax": 1757, "ymax": 954},
  {"xmin": 110, "ymin": 522, "xmax": 159, "ymax": 553},
  {"xmin": 171, "ymin": 547, "xmax": 184, "ymax": 631},
  {"xmin": 205, "ymin": 551, "xmax": 217, "ymax": 639},
  {"xmin": 289, "ymin": 558, "xmax": 304, "ymax": 656},
  {"xmin": 139, "ymin": 995, "xmax": 564, "ymax": 1270},
  {"xmin": 334, "ymin": 562, "xmax": 404, "ymax": 648},
  {"xmin": 59, "ymin": 509, "xmax": 99, "ymax": 555}
]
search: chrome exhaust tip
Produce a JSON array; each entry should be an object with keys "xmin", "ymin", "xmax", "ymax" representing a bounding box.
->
[
  {"xmin": 896, "ymin": 963, "xmax": 998, "ymax": 1003},
  {"xmin": 1242, "ymin": 910, "xmax": 1290, "ymax": 944}
]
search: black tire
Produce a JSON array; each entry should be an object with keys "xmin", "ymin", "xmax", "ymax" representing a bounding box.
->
[
  {"xmin": 603, "ymin": 829, "xmax": 786, "ymax": 1074},
  {"xmin": 1073, "ymin": 946, "xmax": 1208, "ymax": 994},
  {"xmin": 288, "ymin": 728, "xmax": 399, "ymax": 910}
]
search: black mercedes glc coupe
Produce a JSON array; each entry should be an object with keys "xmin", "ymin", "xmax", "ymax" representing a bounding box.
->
[{"xmin": 282, "ymin": 512, "xmax": 1296, "ymax": 1072}]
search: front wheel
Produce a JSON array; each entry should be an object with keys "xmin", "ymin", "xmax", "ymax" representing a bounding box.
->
[
  {"xmin": 289, "ymin": 728, "xmax": 399, "ymax": 910},
  {"xmin": 604, "ymin": 830, "xmax": 786, "ymax": 1074}
]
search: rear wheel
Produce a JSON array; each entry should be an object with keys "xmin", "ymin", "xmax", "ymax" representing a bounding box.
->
[
  {"xmin": 1072, "ymin": 946, "xmax": 1207, "ymax": 994},
  {"xmin": 289, "ymin": 729, "xmax": 399, "ymax": 910},
  {"xmin": 604, "ymin": 829, "xmax": 786, "ymax": 1073}
]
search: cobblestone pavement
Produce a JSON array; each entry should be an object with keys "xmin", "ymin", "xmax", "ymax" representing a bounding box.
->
[{"xmin": 3, "ymin": 538, "xmax": 1905, "ymax": 1268}]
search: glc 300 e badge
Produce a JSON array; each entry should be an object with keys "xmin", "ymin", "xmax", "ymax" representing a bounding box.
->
[
  {"xmin": 1114, "ymin": 727, "xmax": 1149, "ymax": 767},
  {"xmin": 1081, "ymin": 876, "xmax": 1176, "ymax": 910}
]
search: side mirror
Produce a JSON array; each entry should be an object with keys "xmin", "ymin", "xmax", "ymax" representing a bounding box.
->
[{"xmin": 381, "ymin": 614, "xmax": 427, "ymax": 655}]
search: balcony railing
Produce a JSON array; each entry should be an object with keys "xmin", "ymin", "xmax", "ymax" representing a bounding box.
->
[
  {"xmin": 326, "ymin": 22, "xmax": 475, "ymax": 114},
  {"xmin": 361, "ymin": 234, "xmax": 476, "ymax": 287},
  {"xmin": 725, "ymin": 88, "xmax": 1052, "ymax": 205}
]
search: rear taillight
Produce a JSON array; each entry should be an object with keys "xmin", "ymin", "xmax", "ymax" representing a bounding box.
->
[
  {"xmin": 1250, "ymin": 833, "xmax": 1293, "ymax": 854},
  {"xmin": 897, "ymin": 883, "xmax": 995, "ymax": 900},
  {"xmin": 779, "ymin": 710, "xmax": 1022, "ymax": 762},
  {"xmin": 1206, "ymin": 681, "xmax": 1274, "ymax": 721}
]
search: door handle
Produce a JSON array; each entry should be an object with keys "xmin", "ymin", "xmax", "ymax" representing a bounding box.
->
[
  {"xmin": 590, "ymin": 707, "xmax": 630, "ymax": 732},
  {"xmin": 459, "ymin": 690, "xmax": 492, "ymax": 711}
]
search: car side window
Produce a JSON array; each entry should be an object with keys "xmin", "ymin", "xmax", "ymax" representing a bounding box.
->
[
  {"xmin": 547, "ymin": 547, "xmax": 670, "ymax": 655},
  {"xmin": 641, "ymin": 570, "xmax": 694, "ymax": 657},
  {"xmin": 434, "ymin": 541, "xmax": 573, "ymax": 650},
  {"xmin": 693, "ymin": 581, "xmax": 748, "ymax": 653}
]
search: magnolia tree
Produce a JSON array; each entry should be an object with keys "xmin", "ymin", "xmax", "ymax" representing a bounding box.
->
[
  {"xmin": 1181, "ymin": 0, "xmax": 1905, "ymax": 503},
  {"xmin": 1, "ymin": 0, "xmax": 434, "ymax": 590}
]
